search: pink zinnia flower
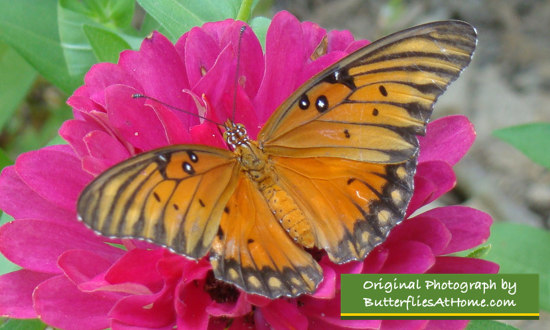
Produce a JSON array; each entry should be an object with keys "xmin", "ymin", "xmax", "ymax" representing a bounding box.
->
[{"xmin": 0, "ymin": 11, "xmax": 497, "ymax": 330}]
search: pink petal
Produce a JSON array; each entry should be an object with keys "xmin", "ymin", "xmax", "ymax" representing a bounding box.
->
[
  {"xmin": 84, "ymin": 130, "xmax": 131, "ymax": 167},
  {"xmin": 260, "ymin": 299, "xmax": 308, "ymax": 329},
  {"xmin": 15, "ymin": 145, "xmax": 93, "ymax": 212},
  {"xmin": 192, "ymin": 45, "xmax": 249, "ymax": 127},
  {"xmin": 406, "ymin": 175, "xmax": 436, "ymax": 216},
  {"xmin": 184, "ymin": 26, "xmax": 221, "ymax": 88},
  {"xmin": 301, "ymin": 293, "xmax": 380, "ymax": 329},
  {"xmin": 158, "ymin": 253, "xmax": 210, "ymax": 282},
  {"xmin": 105, "ymin": 249, "xmax": 164, "ymax": 292},
  {"xmin": 311, "ymin": 261, "xmax": 337, "ymax": 299},
  {"xmin": 67, "ymin": 85, "xmax": 99, "ymax": 115},
  {"xmin": 219, "ymin": 21, "xmax": 265, "ymax": 99},
  {"xmin": 106, "ymin": 84, "xmax": 169, "ymax": 151},
  {"xmin": 151, "ymin": 103, "xmax": 192, "ymax": 145},
  {"xmin": 327, "ymin": 29, "xmax": 355, "ymax": 52},
  {"xmin": 425, "ymin": 320, "xmax": 469, "ymax": 330},
  {"xmin": 82, "ymin": 62, "xmax": 141, "ymax": 108},
  {"xmin": 118, "ymin": 31, "xmax": 190, "ymax": 111},
  {"xmin": 0, "ymin": 166, "xmax": 75, "ymax": 224},
  {"xmin": 385, "ymin": 216, "xmax": 452, "ymax": 255},
  {"xmin": 58, "ymin": 249, "xmax": 115, "ymax": 285},
  {"xmin": 201, "ymin": 19, "xmax": 235, "ymax": 45},
  {"xmin": 245, "ymin": 293, "xmax": 271, "ymax": 307},
  {"xmin": 0, "ymin": 269, "xmax": 53, "ymax": 318},
  {"xmin": 362, "ymin": 246, "xmax": 389, "ymax": 274},
  {"xmin": 300, "ymin": 21, "xmax": 327, "ymax": 59},
  {"xmin": 59, "ymin": 119, "xmax": 104, "ymax": 158},
  {"xmin": 192, "ymin": 45, "xmax": 260, "ymax": 135},
  {"xmin": 34, "ymin": 274, "xmax": 118, "ymax": 330},
  {"xmin": 111, "ymin": 321, "xmax": 174, "ymax": 330},
  {"xmin": 379, "ymin": 241, "xmax": 435, "ymax": 273},
  {"xmin": 189, "ymin": 121, "xmax": 226, "ymax": 148},
  {"xmin": 344, "ymin": 39, "xmax": 370, "ymax": 53},
  {"xmin": 0, "ymin": 219, "xmax": 120, "ymax": 273},
  {"xmin": 421, "ymin": 206, "xmax": 492, "ymax": 254},
  {"xmin": 175, "ymin": 277, "xmax": 212, "ymax": 329},
  {"xmin": 254, "ymin": 11, "xmax": 307, "ymax": 123},
  {"xmin": 381, "ymin": 319, "xmax": 428, "ymax": 329},
  {"xmin": 110, "ymin": 286, "xmax": 176, "ymax": 328},
  {"xmin": 428, "ymin": 256, "xmax": 499, "ymax": 274},
  {"xmin": 419, "ymin": 115, "xmax": 475, "ymax": 166},
  {"xmin": 406, "ymin": 161, "xmax": 456, "ymax": 216}
]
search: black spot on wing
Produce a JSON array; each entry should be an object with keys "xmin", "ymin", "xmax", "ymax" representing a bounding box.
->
[
  {"xmin": 182, "ymin": 162, "xmax": 195, "ymax": 175},
  {"xmin": 379, "ymin": 85, "xmax": 388, "ymax": 96},
  {"xmin": 315, "ymin": 95, "xmax": 329, "ymax": 113},
  {"xmin": 299, "ymin": 95, "xmax": 310, "ymax": 110}
]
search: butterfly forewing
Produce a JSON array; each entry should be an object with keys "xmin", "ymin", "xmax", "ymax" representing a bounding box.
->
[
  {"xmin": 259, "ymin": 20, "xmax": 477, "ymax": 163},
  {"xmin": 77, "ymin": 146, "xmax": 239, "ymax": 259}
]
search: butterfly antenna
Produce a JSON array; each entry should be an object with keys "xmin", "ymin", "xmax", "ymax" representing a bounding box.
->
[
  {"xmin": 231, "ymin": 25, "xmax": 247, "ymax": 122},
  {"xmin": 132, "ymin": 94, "xmax": 223, "ymax": 127}
]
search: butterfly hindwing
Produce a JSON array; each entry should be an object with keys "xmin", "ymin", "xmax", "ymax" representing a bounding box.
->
[
  {"xmin": 259, "ymin": 20, "xmax": 476, "ymax": 163},
  {"xmin": 210, "ymin": 175, "xmax": 323, "ymax": 298},
  {"xmin": 271, "ymin": 155, "xmax": 416, "ymax": 263},
  {"xmin": 77, "ymin": 146, "xmax": 239, "ymax": 259}
]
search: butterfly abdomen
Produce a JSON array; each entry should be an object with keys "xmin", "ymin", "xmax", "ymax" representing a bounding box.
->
[
  {"xmin": 237, "ymin": 140, "xmax": 315, "ymax": 248},
  {"xmin": 257, "ymin": 176, "xmax": 314, "ymax": 248}
]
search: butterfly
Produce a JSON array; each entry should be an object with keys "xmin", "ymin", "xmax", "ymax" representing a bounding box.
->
[{"xmin": 77, "ymin": 20, "xmax": 477, "ymax": 299}]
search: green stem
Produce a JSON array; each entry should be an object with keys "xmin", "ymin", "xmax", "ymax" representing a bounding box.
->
[{"xmin": 236, "ymin": 0, "xmax": 254, "ymax": 22}]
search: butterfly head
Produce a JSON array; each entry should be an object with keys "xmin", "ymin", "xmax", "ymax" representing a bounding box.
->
[{"xmin": 223, "ymin": 120, "xmax": 249, "ymax": 149}]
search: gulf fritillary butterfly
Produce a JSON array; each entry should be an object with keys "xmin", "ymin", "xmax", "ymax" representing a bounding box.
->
[{"xmin": 77, "ymin": 20, "xmax": 477, "ymax": 298}]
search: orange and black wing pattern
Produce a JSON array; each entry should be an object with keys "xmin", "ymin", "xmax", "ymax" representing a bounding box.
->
[
  {"xmin": 210, "ymin": 175, "xmax": 323, "ymax": 298},
  {"xmin": 272, "ymin": 156, "xmax": 416, "ymax": 264},
  {"xmin": 260, "ymin": 21, "xmax": 477, "ymax": 163},
  {"xmin": 77, "ymin": 146, "xmax": 239, "ymax": 259}
]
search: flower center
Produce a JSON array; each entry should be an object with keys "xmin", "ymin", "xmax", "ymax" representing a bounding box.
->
[{"xmin": 204, "ymin": 270, "xmax": 240, "ymax": 303}]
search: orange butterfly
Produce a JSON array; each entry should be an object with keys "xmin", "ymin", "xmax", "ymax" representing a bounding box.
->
[{"xmin": 77, "ymin": 21, "xmax": 477, "ymax": 298}]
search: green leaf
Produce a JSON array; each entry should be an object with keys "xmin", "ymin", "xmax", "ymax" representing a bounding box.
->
[
  {"xmin": 465, "ymin": 244, "xmax": 492, "ymax": 259},
  {"xmin": 137, "ymin": 0, "xmax": 241, "ymax": 41},
  {"xmin": 0, "ymin": 148, "xmax": 12, "ymax": 170},
  {"xmin": 0, "ymin": 255, "xmax": 18, "ymax": 277},
  {"xmin": 83, "ymin": 24, "xmax": 132, "ymax": 63},
  {"xmin": 90, "ymin": 0, "xmax": 136, "ymax": 28},
  {"xmin": 58, "ymin": 0, "xmax": 100, "ymax": 77},
  {"xmin": 466, "ymin": 320, "xmax": 518, "ymax": 330},
  {"xmin": 493, "ymin": 123, "xmax": 550, "ymax": 169},
  {"xmin": 105, "ymin": 242, "xmax": 128, "ymax": 250},
  {"xmin": 0, "ymin": 212, "xmax": 13, "ymax": 227},
  {"xmin": 249, "ymin": 16, "xmax": 270, "ymax": 49},
  {"xmin": 0, "ymin": 318, "xmax": 46, "ymax": 330},
  {"xmin": 139, "ymin": 12, "xmax": 165, "ymax": 36},
  {"xmin": 0, "ymin": 212, "xmax": 17, "ymax": 276},
  {"xmin": 484, "ymin": 222, "xmax": 550, "ymax": 311},
  {"xmin": 0, "ymin": 42, "xmax": 37, "ymax": 129},
  {"xmin": 0, "ymin": 0, "xmax": 81, "ymax": 93}
]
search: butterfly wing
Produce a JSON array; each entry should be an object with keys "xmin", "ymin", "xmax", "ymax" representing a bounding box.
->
[
  {"xmin": 257, "ymin": 21, "xmax": 476, "ymax": 262},
  {"xmin": 77, "ymin": 146, "xmax": 239, "ymax": 259},
  {"xmin": 259, "ymin": 20, "xmax": 477, "ymax": 163},
  {"xmin": 270, "ymin": 156, "xmax": 415, "ymax": 263},
  {"xmin": 210, "ymin": 175, "xmax": 323, "ymax": 298}
]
